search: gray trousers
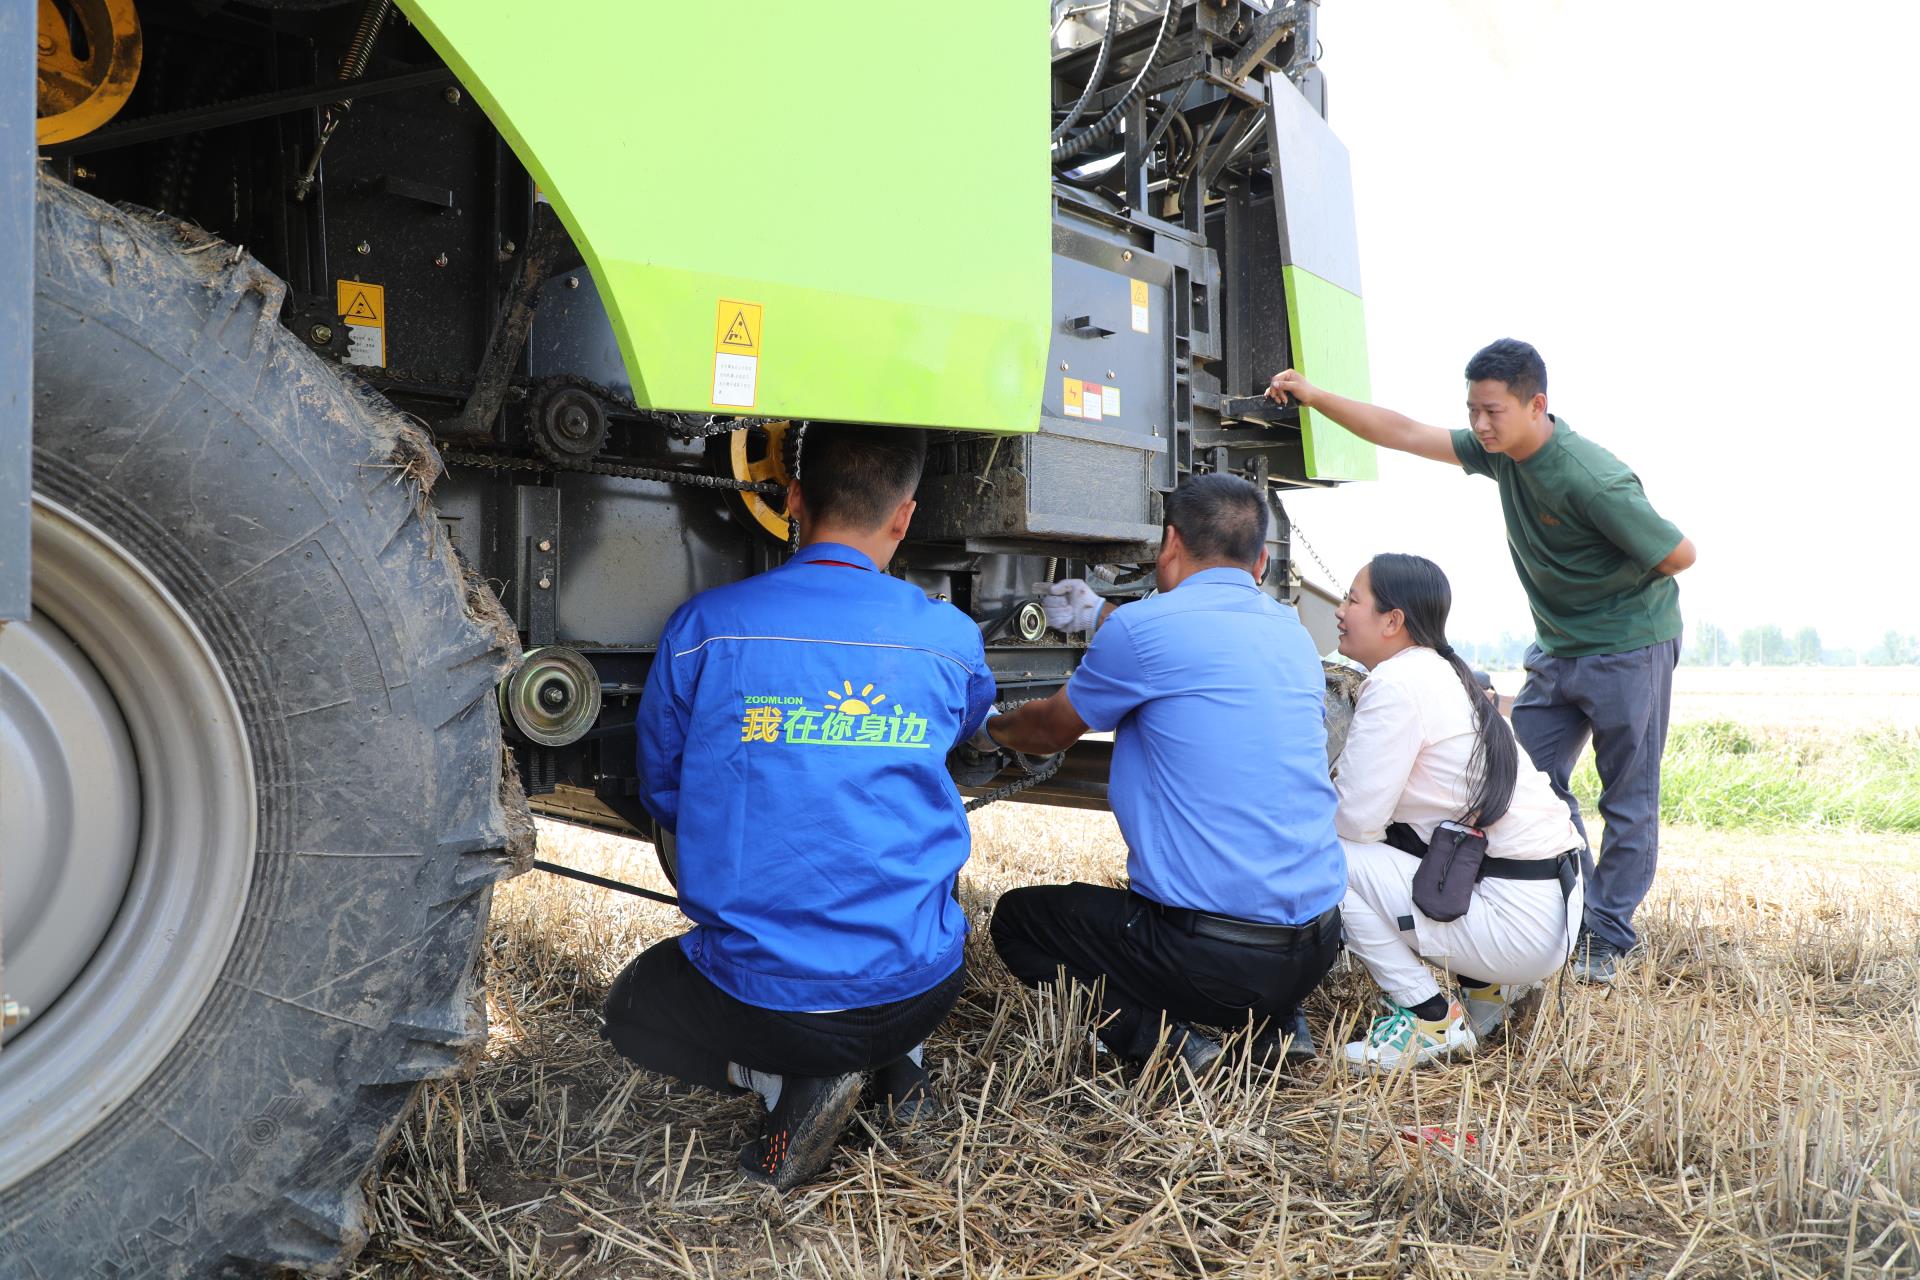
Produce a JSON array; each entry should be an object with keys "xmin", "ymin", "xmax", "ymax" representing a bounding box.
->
[{"xmin": 1511, "ymin": 637, "xmax": 1679, "ymax": 951}]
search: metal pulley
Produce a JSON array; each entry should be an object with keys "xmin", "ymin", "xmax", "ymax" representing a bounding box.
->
[
  {"xmin": 498, "ymin": 645, "xmax": 602, "ymax": 746},
  {"xmin": 36, "ymin": 0, "xmax": 143, "ymax": 145}
]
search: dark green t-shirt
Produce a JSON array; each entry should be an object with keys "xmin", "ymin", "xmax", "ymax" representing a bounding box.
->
[{"xmin": 1451, "ymin": 416, "xmax": 1683, "ymax": 657}]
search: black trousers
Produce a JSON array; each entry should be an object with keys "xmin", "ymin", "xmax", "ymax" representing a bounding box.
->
[
  {"xmin": 990, "ymin": 883, "xmax": 1341, "ymax": 1061},
  {"xmin": 601, "ymin": 935, "xmax": 965, "ymax": 1092}
]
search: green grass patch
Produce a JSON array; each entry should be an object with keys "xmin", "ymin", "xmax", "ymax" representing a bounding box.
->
[{"xmin": 1569, "ymin": 719, "xmax": 1920, "ymax": 833}]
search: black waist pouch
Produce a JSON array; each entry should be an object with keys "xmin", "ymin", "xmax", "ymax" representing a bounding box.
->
[{"xmin": 1410, "ymin": 821, "xmax": 1488, "ymax": 923}]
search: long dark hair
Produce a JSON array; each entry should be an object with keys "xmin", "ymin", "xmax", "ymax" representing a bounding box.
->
[{"xmin": 1366, "ymin": 553, "xmax": 1518, "ymax": 829}]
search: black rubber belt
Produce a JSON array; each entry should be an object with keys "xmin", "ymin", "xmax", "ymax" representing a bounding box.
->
[{"xmin": 532, "ymin": 858, "xmax": 680, "ymax": 906}]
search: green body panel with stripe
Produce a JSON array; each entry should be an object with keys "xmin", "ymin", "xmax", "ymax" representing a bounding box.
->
[{"xmin": 396, "ymin": 1, "xmax": 1051, "ymax": 433}]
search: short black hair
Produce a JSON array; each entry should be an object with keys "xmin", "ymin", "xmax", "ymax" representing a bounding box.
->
[
  {"xmin": 794, "ymin": 424, "xmax": 927, "ymax": 532},
  {"xmin": 1464, "ymin": 338, "xmax": 1548, "ymax": 402},
  {"xmin": 1163, "ymin": 473, "xmax": 1268, "ymax": 567}
]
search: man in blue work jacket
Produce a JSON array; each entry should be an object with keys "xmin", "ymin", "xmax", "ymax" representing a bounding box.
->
[
  {"xmin": 606, "ymin": 424, "xmax": 996, "ymax": 1190},
  {"xmin": 985, "ymin": 474, "xmax": 1346, "ymax": 1073}
]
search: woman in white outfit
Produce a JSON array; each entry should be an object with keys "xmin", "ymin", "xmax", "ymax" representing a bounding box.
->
[{"xmin": 1332, "ymin": 554, "xmax": 1584, "ymax": 1069}]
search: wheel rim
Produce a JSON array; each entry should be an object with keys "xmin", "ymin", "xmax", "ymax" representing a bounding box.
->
[{"xmin": 0, "ymin": 496, "xmax": 255, "ymax": 1190}]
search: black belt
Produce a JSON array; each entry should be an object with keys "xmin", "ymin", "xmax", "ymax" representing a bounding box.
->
[
  {"xmin": 1136, "ymin": 894, "xmax": 1341, "ymax": 948},
  {"xmin": 1385, "ymin": 823, "xmax": 1579, "ymax": 894}
]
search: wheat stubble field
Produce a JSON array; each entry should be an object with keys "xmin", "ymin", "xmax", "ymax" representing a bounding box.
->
[{"xmin": 346, "ymin": 672, "xmax": 1920, "ymax": 1279}]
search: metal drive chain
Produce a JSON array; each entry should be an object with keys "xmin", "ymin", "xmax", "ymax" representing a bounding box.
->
[
  {"xmin": 965, "ymin": 753, "xmax": 1065, "ymax": 812},
  {"xmin": 1289, "ymin": 516, "xmax": 1346, "ymax": 595},
  {"xmin": 438, "ymin": 444, "xmax": 783, "ymax": 494}
]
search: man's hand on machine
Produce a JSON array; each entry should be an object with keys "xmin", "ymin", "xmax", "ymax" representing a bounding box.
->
[
  {"xmin": 1033, "ymin": 579, "xmax": 1105, "ymax": 634},
  {"xmin": 967, "ymin": 708, "xmax": 1065, "ymax": 776}
]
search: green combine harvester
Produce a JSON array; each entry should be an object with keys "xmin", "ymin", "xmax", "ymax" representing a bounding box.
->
[{"xmin": 0, "ymin": 0, "xmax": 1371, "ymax": 1271}]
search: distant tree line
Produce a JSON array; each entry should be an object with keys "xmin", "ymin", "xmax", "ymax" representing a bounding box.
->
[
  {"xmin": 1457, "ymin": 625, "xmax": 1920, "ymax": 668},
  {"xmin": 1681, "ymin": 623, "xmax": 1918, "ymax": 667}
]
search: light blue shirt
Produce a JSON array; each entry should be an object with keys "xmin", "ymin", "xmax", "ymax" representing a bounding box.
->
[{"xmin": 1064, "ymin": 567, "xmax": 1345, "ymax": 925}]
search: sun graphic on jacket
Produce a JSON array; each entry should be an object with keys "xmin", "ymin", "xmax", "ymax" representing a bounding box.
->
[{"xmin": 824, "ymin": 680, "xmax": 886, "ymax": 716}]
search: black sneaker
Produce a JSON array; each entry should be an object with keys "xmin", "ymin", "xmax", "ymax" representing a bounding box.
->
[
  {"xmin": 868, "ymin": 1054, "xmax": 935, "ymax": 1125},
  {"xmin": 737, "ymin": 1071, "xmax": 864, "ymax": 1189},
  {"xmin": 1249, "ymin": 1006, "xmax": 1318, "ymax": 1065},
  {"xmin": 1571, "ymin": 932, "xmax": 1620, "ymax": 985}
]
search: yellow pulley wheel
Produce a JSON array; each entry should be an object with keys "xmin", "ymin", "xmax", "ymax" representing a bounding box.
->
[
  {"xmin": 727, "ymin": 420, "xmax": 794, "ymax": 541},
  {"xmin": 37, "ymin": 0, "xmax": 143, "ymax": 146}
]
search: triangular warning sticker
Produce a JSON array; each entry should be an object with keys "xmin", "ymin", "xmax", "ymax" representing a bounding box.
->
[
  {"xmin": 343, "ymin": 290, "xmax": 379, "ymax": 321},
  {"xmin": 721, "ymin": 311, "xmax": 754, "ymax": 347}
]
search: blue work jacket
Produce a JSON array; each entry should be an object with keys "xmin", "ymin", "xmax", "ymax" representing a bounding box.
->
[{"xmin": 638, "ymin": 542, "xmax": 996, "ymax": 1011}]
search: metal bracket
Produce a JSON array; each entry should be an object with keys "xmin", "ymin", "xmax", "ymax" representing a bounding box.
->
[
  {"xmin": 1220, "ymin": 393, "xmax": 1298, "ymax": 424},
  {"xmin": 1225, "ymin": 0, "xmax": 1306, "ymax": 83},
  {"xmin": 441, "ymin": 201, "xmax": 572, "ymax": 442},
  {"xmin": 514, "ymin": 485, "xmax": 560, "ymax": 646},
  {"xmin": 1067, "ymin": 314, "xmax": 1116, "ymax": 338}
]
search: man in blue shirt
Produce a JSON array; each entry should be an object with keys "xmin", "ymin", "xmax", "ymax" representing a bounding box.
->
[
  {"xmin": 605, "ymin": 425, "xmax": 996, "ymax": 1189},
  {"xmin": 984, "ymin": 474, "xmax": 1346, "ymax": 1073}
]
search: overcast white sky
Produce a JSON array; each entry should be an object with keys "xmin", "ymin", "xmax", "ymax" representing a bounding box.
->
[{"xmin": 1279, "ymin": 0, "xmax": 1919, "ymax": 651}]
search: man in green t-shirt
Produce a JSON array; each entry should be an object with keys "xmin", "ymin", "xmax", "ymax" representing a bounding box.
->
[{"xmin": 1268, "ymin": 339, "xmax": 1696, "ymax": 983}]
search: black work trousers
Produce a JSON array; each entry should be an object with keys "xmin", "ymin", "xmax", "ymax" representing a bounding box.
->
[
  {"xmin": 601, "ymin": 935, "xmax": 964, "ymax": 1092},
  {"xmin": 990, "ymin": 883, "xmax": 1341, "ymax": 1060}
]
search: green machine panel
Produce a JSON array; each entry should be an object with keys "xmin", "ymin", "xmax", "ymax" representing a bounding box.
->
[
  {"xmin": 1283, "ymin": 265, "xmax": 1374, "ymax": 480},
  {"xmin": 398, "ymin": 1, "xmax": 1050, "ymax": 433},
  {"xmin": 1266, "ymin": 71, "xmax": 1375, "ymax": 481}
]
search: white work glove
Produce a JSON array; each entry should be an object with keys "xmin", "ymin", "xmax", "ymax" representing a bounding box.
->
[
  {"xmin": 964, "ymin": 704, "xmax": 1008, "ymax": 756},
  {"xmin": 966, "ymin": 718, "xmax": 1003, "ymax": 755},
  {"xmin": 1033, "ymin": 578, "xmax": 1104, "ymax": 634}
]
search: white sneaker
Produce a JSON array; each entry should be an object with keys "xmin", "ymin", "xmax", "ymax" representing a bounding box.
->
[
  {"xmin": 1459, "ymin": 982, "xmax": 1533, "ymax": 1040},
  {"xmin": 1342, "ymin": 1000, "xmax": 1477, "ymax": 1071}
]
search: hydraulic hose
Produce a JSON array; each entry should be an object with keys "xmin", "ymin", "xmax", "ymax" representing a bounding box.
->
[
  {"xmin": 1052, "ymin": 0, "xmax": 1181, "ymax": 166},
  {"xmin": 1051, "ymin": 0, "xmax": 1122, "ymax": 143}
]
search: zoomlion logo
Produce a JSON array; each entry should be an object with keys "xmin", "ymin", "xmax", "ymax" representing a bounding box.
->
[{"xmin": 739, "ymin": 680, "xmax": 931, "ymax": 749}]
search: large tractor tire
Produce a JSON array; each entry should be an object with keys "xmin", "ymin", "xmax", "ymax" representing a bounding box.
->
[{"xmin": 0, "ymin": 177, "xmax": 530, "ymax": 1276}]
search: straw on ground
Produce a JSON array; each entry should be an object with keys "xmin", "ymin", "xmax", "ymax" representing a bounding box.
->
[{"xmin": 345, "ymin": 802, "xmax": 1920, "ymax": 1279}]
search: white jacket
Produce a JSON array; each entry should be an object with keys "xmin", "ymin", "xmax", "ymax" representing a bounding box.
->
[{"xmin": 1333, "ymin": 647, "xmax": 1580, "ymax": 860}]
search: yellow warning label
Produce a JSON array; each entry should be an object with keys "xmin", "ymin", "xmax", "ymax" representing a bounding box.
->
[
  {"xmin": 335, "ymin": 280, "xmax": 386, "ymax": 368},
  {"xmin": 1062, "ymin": 377, "xmax": 1084, "ymax": 418},
  {"xmin": 1129, "ymin": 278, "xmax": 1149, "ymax": 334},
  {"xmin": 337, "ymin": 280, "xmax": 385, "ymax": 325},
  {"xmin": 714, "ymin": 299, "xmax": 763, "ymax": 356}
]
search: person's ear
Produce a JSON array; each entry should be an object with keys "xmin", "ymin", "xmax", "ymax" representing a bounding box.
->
[
  {"xmin": 1530, "ymin": 392, "xmax": 1547, "ymax": 417},
  {"xmin": 1384, "ymin": 607, "xmax": 1406, "ymax": 636},
  {"xmin": 1253, "ymin": 547, "xmax": 1271, "ymax": 583},
  {"xmin": 884, "ymin": 496, "xmax": 916, "ymax": 542}
]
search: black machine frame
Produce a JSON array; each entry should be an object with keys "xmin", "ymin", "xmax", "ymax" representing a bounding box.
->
[{"xmin": 27, "ymin": 0, "xmax": 1355, "ymax": 833}]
